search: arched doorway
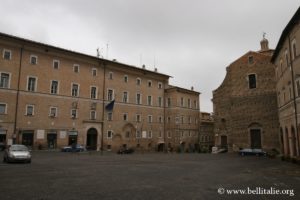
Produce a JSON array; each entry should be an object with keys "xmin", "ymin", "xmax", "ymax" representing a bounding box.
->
[
  {"xmin": 248, "ymin": 123, "xmax": 262, "ymax": 149},
  {"xmin": 291, "ymin": 126, "xmax": 297, "ymax": 157},
  {"xmin": 86, "ymin": 128, "xmax": 98, "ymax": 150},
  {"xmin": 220, "ymin": 135, "xmax": 227, "ymax": 149},
  {"xmin": 280, "ymin": 128, "xmax": 284, "ymax": 153},
  {"xmin": 285, "ymin": 127, "xmax": 290, "ymax": 156}
]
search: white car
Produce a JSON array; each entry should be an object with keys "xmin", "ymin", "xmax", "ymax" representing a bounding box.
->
[{"xmin": 3, "ymin": 144, "xmax": 31, "ymax": 163}]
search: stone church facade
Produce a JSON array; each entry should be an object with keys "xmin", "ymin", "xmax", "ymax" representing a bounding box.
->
[{"xmin": 212, "ymin": 38, "xmax": 280, "ymax": 152}]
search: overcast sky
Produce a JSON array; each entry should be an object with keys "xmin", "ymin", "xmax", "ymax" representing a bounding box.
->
[{"xmin": 0, "ymin": 0, "xmax": 299, "ymax": 112}]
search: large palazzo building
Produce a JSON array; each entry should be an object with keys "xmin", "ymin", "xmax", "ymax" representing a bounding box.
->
[
  {"xmin": 271, "ymin": 7, "xmax": 300, "ymax": 158},
  {"xmin": 0, "ymin": 32, "xmax": 200, "ymax": 152},
  {"xmin": 212, "ymin": 38, "xmax": 280, "ymax": 152}
]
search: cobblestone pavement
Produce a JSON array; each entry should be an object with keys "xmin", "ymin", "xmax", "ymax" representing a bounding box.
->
[{"xmin": 0, "ymin": 151, "xmax": 299, "ymax": 200}]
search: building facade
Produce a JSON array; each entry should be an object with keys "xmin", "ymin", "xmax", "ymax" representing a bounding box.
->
[
  {"xmin": 164, "ymin": 86, "xmax": 200, "ymax": 152},
  {"xmin": 0, "ymin": 32, "xmax": 200, "ymax": 152},
  {"xmin": 271, "ymin": 7, "xmax": 300, "ymax": 158},
  {"xmin": 199, "ymin": 112, "xmax": 214, "ymax": 152},
  {"xmin": 212, "ymin": 38, "xmax": 280, "ymax": 152}
]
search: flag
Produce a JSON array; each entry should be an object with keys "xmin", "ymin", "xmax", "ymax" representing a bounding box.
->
[{"xmin": 105, "ymin": 100, "xmax": 115, "ymax": 111}]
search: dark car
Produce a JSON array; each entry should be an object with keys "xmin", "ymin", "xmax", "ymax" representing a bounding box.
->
[
  {"xmin": 3, "ymin": 144, "xmax": 31, "ymax": 163},
  {"xmin": 117, "ymin": 148, "xmax": 134, "ymax": 154},
  {"xmin": 239, "ymin": 148, "xmax": 266, "ymax": 156},
  {"xmin": 61, "ymin": 144, "xmax": 85, "ymax": 152}
]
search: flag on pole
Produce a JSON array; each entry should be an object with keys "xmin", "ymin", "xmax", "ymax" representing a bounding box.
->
[{"xmin": 105, "ymin": 100, "xmax": 115, "ymax": 111}]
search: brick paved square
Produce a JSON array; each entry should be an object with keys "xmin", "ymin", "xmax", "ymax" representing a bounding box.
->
[{"xmin": 0, "ymin": 152, "xmax": 299, "ymax": 200}]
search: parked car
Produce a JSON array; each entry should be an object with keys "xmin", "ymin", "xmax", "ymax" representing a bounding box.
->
[
  {"xmin": 0, "ymin": 142, "xmax": 5, "ymax": 151},
  {"xmin": 61, "ymin": 144, "xmax": 85, "ymax": 152},
  {"xmin": 117, "ymin": 148, "xmax": 134, "ymax": 154},
  {"xmin": 239, "ymin": 148, "xmax": 266, "ymax": 156},
  {"xmin": 3, "ymin": 144, "xmax": 31, "ymax": 163}
]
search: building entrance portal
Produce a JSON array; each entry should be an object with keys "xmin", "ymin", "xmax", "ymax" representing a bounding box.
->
[
  {"xmin": 22, "ymin": 131, "xmax": 34, "ymax": 147},
  {"xmin": 220, "ymin": 135, "xmax": 227, "ymax": 149},
  {"xmin": 250, "ymin": 129, "xmax": 262, "ymax": 149},
  {"xmin": 86, "ymin": 128, "xmax": 98, "ymax": 150}
]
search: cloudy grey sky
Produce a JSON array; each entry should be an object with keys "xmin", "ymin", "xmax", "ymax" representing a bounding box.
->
[{"xmin": 0, "ymin": 0, "xmax": 299, "ymax": 112}]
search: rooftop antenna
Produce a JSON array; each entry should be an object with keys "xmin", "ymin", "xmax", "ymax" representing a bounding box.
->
[
  {"xmin": 106, "ymin": 43, "xmax": 109, "ymax": 59},
  {"xmin": 96, "ymin": 48, "xmax": 100, "ymax": 58}
]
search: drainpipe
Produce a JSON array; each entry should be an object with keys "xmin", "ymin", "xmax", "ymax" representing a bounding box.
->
[
  {"xmin": 288, "ymin": 35, "xmax": 299, "ymax": 156},
  {"xmin": 13, "ymin": 46, "xmax": 24, "ymax": 144}
]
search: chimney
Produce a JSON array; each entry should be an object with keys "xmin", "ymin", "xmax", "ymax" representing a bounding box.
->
[
  {"xmin": 142, "ymin": 64, "xmax": 146, "ymax": 69},
  {"xmin": 191, "ymin": 86, "xmax": 194, "ymax": 91}
]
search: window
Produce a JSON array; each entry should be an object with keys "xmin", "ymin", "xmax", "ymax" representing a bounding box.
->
[
  {"xmin": 189, "ymin": 116, "xmax": 192, "ymax": 124},
  {"xmin": 26, "ymin": 105, "xmax": 34, "ymax": 116},
  {"xmin": 91, "ymin": 86, "xmax": 97, "ymax": 99},
  {"xmin": 148, "ymin": 130, "xmax": 152, "ymax": 138},
  {"xmin": 158, "ymin": 82, "xmax": 163, "ymax": 89},
  {"xmin": 188, "ymin": 99, "xmax": 191, "ymax": 108},
  {"xmin": 0, "ymin": 103, "xmax": 7, "ymax": 114},
  {"xmin": 136, "ymin": 93, "xmax": 141, "ymax": 105},
  {"xmin": 30, "ymin": 55, "xmax": 37, "ymax": 65},
  {"xmin": 167, "ymin": 131, "xmax": 171, "ymax": 138},
  {"xmin": 109, "ymin": 72, "xmax": 113, "ymax": 80},
  {"xmin": 181, "ymin": 97, "xmax": 184, "ymax": 107},
  {"xmin": 3, "ymin": 49, "xmax": 11, "ymax": 60},
  {"xmin": 158, "ymin": 131, "xmax": 162, "ymax": 138},
  {"xmin": 136, "ymin": 114, "xmax": 141, "ymax": 122},
  {"xmin": 158, "ymin": 97, "xmax": 162, "ymax": 107},
  {"xmin": 167, "ymin": 98, "xmax": 171, "ymax": 107},
  {"xmin": 158, "ymin": 116, "xmax": 162, "ymax": 123},
  {"xmin": 292, "ymin": 39, "xmax": 297, "ymax": 60},
  {"xmin": 71, "ymin": 109, "xmax": 77, "ymax": 118},
  {"xmin": 136, "ymin": 78, "xmax": 141, "ymax": 85},
  {"xmin": 125, "ymin": 131, "xmax": 130, "ymax": 138},
  {"xmin": 148, "ymin": 80, "xmax": 152, "ymax": 87},
  {"xmin": 167, "ymin": 117, "xmax": 171, "ymax": 123},
  {"xmin": 27, "ymin": 77, "xmax": 37, "ymax": 92},
  {"xmin": 73, "ymin": 64, "xmax": 80, "ymax": 73},
  {"xmin": 175, "ymin": 117, "xmax": 180, "ymax": 124},
  {"xmin": 148, "ymin": 115, "xmax": 152, "ymax": 123},
  {"xmin": 107, "ymin": 89, "xmax": 114, "ymax": 101},
  {"xmin": 188, "ymin": 131, "xmax": 191, "ymax": 137},
  {"xmin": 147, "ymin": 96, "xmax": 152, "ymax": 106},
  {"xmin": 90, "ymin": 110, "xmax": 96, "ymax": 120},
  {"xmin": 194, "ymin": 100, "xmax": 197, "ymax": 109},
  {"xmin": 123, "ymin": 113, "xmax": 128, "ymax": 121},
  {"xmin": 49, "ymin": 107, "xmax": 58, "ymax": 117},
  {"xmin": 181, "ymin": 116, "xmax": 184, "ymax": 124},
  {"xmin": 71, "ymin": 83, "xmax": 79, "ymax": 97},
  {"xmin": 285, "ymin": 50, "xmax": 289, "ymax": 68},
  {"xmin": 248, "ymin": 74, "xmax": 256, "ymax": 89},
  {"xmin": 107, "ymin": 112, "xmax": 113, "ymax": 121},
  {"xmin": 124, "ymin": 75, "xmax": 128, "ymax": 83},
  {"xmin": 92, "ymin": 68, "xmax": 97, "ymax": 76},
  {"xmin": 181, "ymin": 131, "xmax": 184, "ymax": 138},
  {"xmin": 0, "ymin": 73, "xmax": 10, "ymax": 88},
  {"xmin": 248, "ymin": 56, "xmax": 254, "ymax": 64},
  {"xmin": 136, "ymin": 130, "xmax": 141, "ymax": 138},
  {"xmin": 50, "ymin": 80, "xmax": 59, "ymax": 94},
  {"xmin": 296, "ymin": 80, "xmax": 300, "ymax": 97},
  {"xmin": 107, "ymin": 130, "xmax": 113, "ymax": 139},
  {"xmin": 123, "ymin": 92, "xmax": 128, "ymax": 103},
  {"xmin": 53, "ymin": 60, "xmax": 60, "ymax": 69}
]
